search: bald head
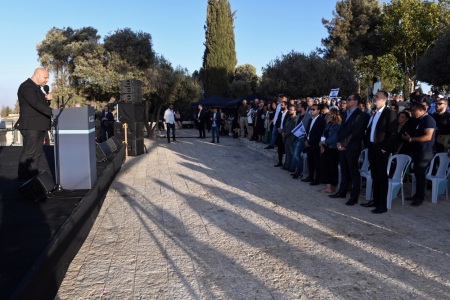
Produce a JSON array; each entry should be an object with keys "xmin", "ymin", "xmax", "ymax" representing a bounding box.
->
[{"xmin": 31, "ymin": 67, "xmax": 50, "ymax": 86}]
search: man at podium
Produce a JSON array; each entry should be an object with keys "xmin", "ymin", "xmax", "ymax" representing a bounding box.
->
[{"xmin": 16, "ymin": 67, "xmax": 53, "ymax": 186}]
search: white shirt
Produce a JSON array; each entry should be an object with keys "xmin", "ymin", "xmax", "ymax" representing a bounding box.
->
[
  {"xmin": 279, "ymin": 110, "xmax": 288, "ymax": 129},
  {"xmin": 368, "ymin": 106, "xmax": 386, "ymax": 143},
  {"xmin": 212, "ymin": 112, "xmax": 217, "ymax": 127},
  {"xmin": 273, "ymin": 103, "xmax": 282, "ymax": 125},
  {"xmin": 307, "ymin": 115, "xmax": 319, "ymax": 139},
  {"xmin": 164, "ymin": 108, "xmax": 175, "ymax": 124}
]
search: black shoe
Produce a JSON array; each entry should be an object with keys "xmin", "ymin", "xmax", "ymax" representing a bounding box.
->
[
  {"xmin": 405, "ymin": 196, "xmax": 417, "ymax": 201},
  {"xmin": 301, "ymin": 177, "xmax": 313, "ymax": 182},
  {"xmin": 274, "ymin": 163, "xmax": 282, "ymax": 167},
  {"xmin": 310, "ymin": 181, "xmax": 320, "ymax": 186},
  {"xmin": 210, "ymin": 140, "xmax": 215, "ymax": 143},
  {"xmin": 360, "ymin": 200, "xmax": 376, "ymax": 208},
  {"xmin": 291, "ymin": 172, "xmax": 299, "ymax": 177},
  {"xmin": 168, "ymin": 141, "xmax": 171, "ymax": 143},
  {"xmin": 329, "ymin": 192, "xmax": 346, "ymax": 198},
  {"xmin": 265, "ymin": 145, "xmax": 274, "ymax": 149},
  {"xmin": 217, "ymin": 140, "xmax": 219, "ymax": 143},
  {"xmin": 411, "ymin": 199, "xmax": 423, "ymax": 206},
  {"xmin": 371, "ymin": 207, "xmax": 387, "ymax": 214},
  {"xmin": 345, "ymin": 199, "xmax": 358, "ymax": 205}
]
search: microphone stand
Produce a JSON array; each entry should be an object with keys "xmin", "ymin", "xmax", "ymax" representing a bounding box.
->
[{"xmin": 52, "ymin": 94, "xmax": 72, "ymax": 191}]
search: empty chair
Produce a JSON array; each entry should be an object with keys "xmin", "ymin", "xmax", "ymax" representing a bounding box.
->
[
  {"xmin": 425, "ymin": 153, "xmax": 450, "ymax": 203},
  {"xmin": 359, "ymin": 148, "xmax": 372, "ymax": 201},
  {"xmin": 386, "ymin": 154, "xmax": 412, "ymax": 209}
]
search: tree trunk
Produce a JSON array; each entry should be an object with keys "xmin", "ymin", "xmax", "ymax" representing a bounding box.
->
[{"xmin": 143, "ymin": 100, "xmax": 153, "ymax": 138}]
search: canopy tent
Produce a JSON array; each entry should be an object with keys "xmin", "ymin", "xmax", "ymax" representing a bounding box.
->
[
  {"xmin": 192, "ymin": 94, "xmax": 270, "ymax": 109},
  {"xmin": 192, "ymin": 96, "xmax": 240, "ymax": 108}
]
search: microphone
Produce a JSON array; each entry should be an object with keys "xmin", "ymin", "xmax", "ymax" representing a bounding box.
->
[{"xmin": 43, "ymin": 85, "xmax": 50, "ymax": 95}]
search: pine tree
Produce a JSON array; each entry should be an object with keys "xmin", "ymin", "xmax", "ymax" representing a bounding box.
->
[{"xmin": 202, "ymin": 0, "xmax": 237, "ymax": 97}]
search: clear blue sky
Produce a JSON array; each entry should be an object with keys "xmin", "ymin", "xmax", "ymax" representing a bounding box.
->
[{"xmin": 0, "ymin": 0, "xmax": 419, "ymax": 108}]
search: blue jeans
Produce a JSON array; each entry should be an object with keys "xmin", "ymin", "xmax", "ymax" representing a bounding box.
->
[
  {"xmin": 269, "ymin": 124, "xmax": 279, "ymax": 145},
  {"xmin": 211, "ymin": 126, "xmax": 219, "ymax": 142},
  {"xmin": 292, "ymin": 138, "xmax": 306, "ymax": 173}
]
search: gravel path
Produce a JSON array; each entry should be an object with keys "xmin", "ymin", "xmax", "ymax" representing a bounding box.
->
[{"xmin": 56, "ymin": 129, "xmax": 450, "ymax": 300}]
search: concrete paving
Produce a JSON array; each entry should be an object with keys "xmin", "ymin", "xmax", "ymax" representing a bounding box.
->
[{"xmin": 56, "ymin": 129, "xmax": 450, "ymax": 300}]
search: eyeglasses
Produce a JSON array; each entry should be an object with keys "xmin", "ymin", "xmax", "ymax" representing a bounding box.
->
[
  {"xmin": 310, "ymin": 108, "xmax": 317, "ymax": 111},
  {"xmin": 436, "ymin": 103, "xmax": 445, "ymax": 106}
]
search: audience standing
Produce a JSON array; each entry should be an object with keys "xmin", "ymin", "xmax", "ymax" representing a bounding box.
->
[{"xmin": 330, "ymin": 94, "xmax": 370, "ymax": 205}]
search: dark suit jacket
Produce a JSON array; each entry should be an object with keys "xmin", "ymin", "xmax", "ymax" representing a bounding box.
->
[
  {"xmin": 197, "ymin": 109, "xmax": 208, "ymax": 124},
  {"xmin": 337, "ymin": 108, "xmax": 370, "ymax": 150},
  {"xmin": 306, "ymin": 116, "xmax": 326, "ymax": 146},
  {"xmin": 364, "ymin": 107, "xmax": 398, "ymax": 153},
  {"xmin": 209, "ymin": 111, "xmax": 222, "ymax": 126},
  {"xmin": 17, "ymin": 78, "xmax": 52, "ymax": 130}
]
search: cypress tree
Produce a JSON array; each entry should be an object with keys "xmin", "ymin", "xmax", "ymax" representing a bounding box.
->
[{"xmin": 202, "ymin": 0, "xmax": 237, "ymax": 97}]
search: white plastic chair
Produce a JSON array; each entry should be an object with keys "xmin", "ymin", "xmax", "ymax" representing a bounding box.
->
[
  {"xmin": 359, "ymin": 148, "xmax": 373, "ymax": 200},
  {"xmin": 387, "ymin": 154, "xmax": 412, "ymax": 209},
  {"xmin": 425, "ymin": 153, "xmax": 450, "ymax": 203}
]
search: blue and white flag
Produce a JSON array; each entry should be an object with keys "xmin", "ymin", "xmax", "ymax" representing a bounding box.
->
[
  {"xmin": 291, "ymin": 122, "xmax": 306, "ymax": 138},
  {"xmin": 329, "ymin": 88, "xmax": 339, "ymax": 98}
]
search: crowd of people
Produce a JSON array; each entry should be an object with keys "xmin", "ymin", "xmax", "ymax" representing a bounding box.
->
[{"xmin": 231, "ymin": 91, "xmax": 450, "ymax": 213}]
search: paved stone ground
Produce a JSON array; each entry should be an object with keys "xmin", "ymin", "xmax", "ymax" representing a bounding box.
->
[{"xmin": 56, "ymin": 129, "xmax": 450, "ymax": 300}]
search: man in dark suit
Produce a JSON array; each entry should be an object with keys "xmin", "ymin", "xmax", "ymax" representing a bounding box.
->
[
  {"xmin": 197, "ymin": 104, "xmax": 207, "ymax": 138},
  {"xmin": 16, "ymin": 67, "xmax": 53, "ymax": 185},
  {"xmin": 99, "ymin": 105, "xmax": 114, "ymax": 142},
  {"xmin": 209, "ymin": 107, "xmax": 222, "ymax": 143},
  {"xmin": 302, "ymin": 104, "xmax": 326, "ymax": 185},
  {"xmin": 330, "ymin": 94, "xmax": 370, "ymax": 205},
  {"xmin": 361, "ymin": 90, "xmax": 398, "ymax": 213}
]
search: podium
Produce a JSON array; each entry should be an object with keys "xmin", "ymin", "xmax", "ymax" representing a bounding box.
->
[{"xmin": 53, "ymin": 107, "xmax": 97, "ymax": 189}]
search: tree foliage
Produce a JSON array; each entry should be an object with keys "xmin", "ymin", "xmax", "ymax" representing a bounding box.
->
[
  {"xmin": 258, "ymin": 51, "xmax": 357, "ymax": 98},
  {"xmin": 416, "ymin": 26, "xmax": 450, "ymax": 86},
  {"xmin": 104, "ymin": 28, "xmax": 155, "ymax": 70},
  {"xmin": 202, "ymin": 0, "xmax": 237, "ymax": 97},
  {"xmin": 228, "ymin": 64, "xmax": 258, "ymax": 98},
  {"xmin": 322, "ymin": 0, "xmax": 382, "ymax": 60},
  {"xmin": 36, "ymin": 26, "xmax": 199, "ymax": 115},
  {"xmin": 1, "ymin": 105, "xmax": 12, "ymax": 117},
  {"xmin": 380, "ymin": 0, "xmax": 450, "ymax": 94}
]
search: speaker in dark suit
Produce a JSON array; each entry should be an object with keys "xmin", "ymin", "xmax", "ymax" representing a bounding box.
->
[
  {"xmin": 362, "ymin": 91, "xmax": 398, "ymax": 213},
  {"xmin": 16, "ymin": 68, "xmax": 53, "ymax": 184},
  {"xmin": 330, "ymin": 94, "xmax": 370, "ymax": 204},
  {"xmin": 303, "ymin": 105, "xmax": 326, "ymax": 185}
]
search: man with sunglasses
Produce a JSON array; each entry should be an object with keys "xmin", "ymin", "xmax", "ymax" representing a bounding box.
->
[
  {"xmin": 432, "ymin": 96, "xmax": 450, "ymax": 153},
  {"xmin": 329, "ymin": 94, "xmax": 370, "ymax": 205}
]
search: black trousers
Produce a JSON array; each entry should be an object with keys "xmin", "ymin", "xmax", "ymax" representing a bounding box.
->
[
  {"xmin": 18, "ymin": 129, "xmax": 46, "ymax": 181},
  {"xmin": 320, "ymin": 147, "xmax": 340, "ymax": 186},
  {"xmin": 306, "ymin": 144, "xmax": 321, "ymax": 182},
  {"xmin": 198, "ymin": 122, "xmax": 206, "ymax": 138},
  {"xmin": 167, "ymin": 123, "xmax": 176, "ymax": 142},
  {"xmin": 368, "ymin": 144, "xmax": 390, "ymax": 210},
  {"xmin": 338, "ymin": 148, "xmax": 361, "ymax": 199}
]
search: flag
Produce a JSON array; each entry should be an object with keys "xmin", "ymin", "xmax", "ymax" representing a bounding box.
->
[
  {"xmin": 329, "ymin": 88, "xmax": 339, "ymax": 98},
  {"xmin": 291, "ymin": 121, "xmax": 306, "ymax": 138}
]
